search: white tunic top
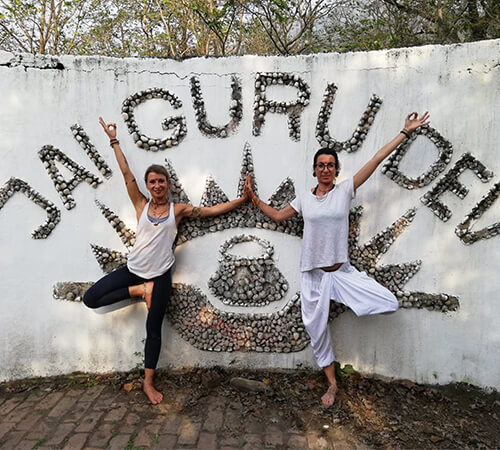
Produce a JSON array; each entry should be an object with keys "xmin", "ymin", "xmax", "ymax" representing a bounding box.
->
[
  {"xmin": 127, "ymin": 201, "xmax": 177, "ymax": 279},
  {"xmin": 290, "ymin": 177, "xmax": 355, "ymax": 272}
]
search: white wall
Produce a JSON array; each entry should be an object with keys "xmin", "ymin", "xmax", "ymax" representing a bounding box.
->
[{"xmin": 0, "ymin": 40, "xmax": 499, "ymax": 388}]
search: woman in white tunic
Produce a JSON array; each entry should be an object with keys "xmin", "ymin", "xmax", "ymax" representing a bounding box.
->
[{"xmin": 245, "ymin": 112, "xmax": 430, "ymax": 406}]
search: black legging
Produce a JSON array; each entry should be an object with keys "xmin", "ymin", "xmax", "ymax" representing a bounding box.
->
[{"xmin": 83, "ymin": 266, "xmax": 172, "ymax": 369}]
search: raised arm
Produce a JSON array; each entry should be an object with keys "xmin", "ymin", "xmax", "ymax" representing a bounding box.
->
[
  {"xmin": 243, "ymin": 176, "xmax": 297, "ymax": 223},
  {"xmin": 174, "ymin": 175, "xmax": 251, "ymax": 224},
  {"xmin": 99, "ymin": 117, "xmax": 146, "ymax": 212},
  {"xmin": 353, "ymin": 111, "xmax": 430, "ymax": 191}
]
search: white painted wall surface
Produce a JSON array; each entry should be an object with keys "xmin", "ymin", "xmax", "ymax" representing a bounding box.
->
[{"xmin": 0, "ymin": 40, "xmax": 498, "ymax": 388}]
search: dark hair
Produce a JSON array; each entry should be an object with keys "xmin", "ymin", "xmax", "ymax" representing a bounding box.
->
[
  {"xmin": 144, "ymin": 164, "xmax": 170, "ymax": 184},
  {"xmin": 312, "ymin": 148, "xmax": 340, "ymax": 177}
]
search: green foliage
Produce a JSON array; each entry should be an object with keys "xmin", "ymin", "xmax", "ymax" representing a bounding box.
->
[
  {"xmin": 334, "ymin": 361, "xmax": 357, "ymax": 381},
  {"xmin": 33, "ymin": 438, "xmax": 47, "ymax": 450},
  {"xmin": 125, "ymin": 433, "xmax": 137, "ymax": 450},
  {"xmin": 0, "ymin": 0, "xmax": 498, "ymax": 56},
  {"xmin": 316, "ymin": 0, "xmax": 499, "ymax": 53},
  {"xmin": 133, "ymin": 350, "xmax": 144, "ymax": 374}
]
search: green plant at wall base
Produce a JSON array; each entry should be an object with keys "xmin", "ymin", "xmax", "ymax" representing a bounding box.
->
[
  {"xmin": 132, "ymin": 339, "xmax": 145, "ymax": 374},
  {"xmin": 33, "ymin": 438, "xmax": 47, "ymax": 450},
  {"xmin": 133, "ymin": 350, "xmax": 144, "ymax": 374},
  {"xmin": 153, "ymin": 433, "xmax": 160, "ymax": 443},
  {"xmin": 334, "ymin": 362, "xmax": 357, "ymax": 381},
  {"xmin": 125, "ymin": 433, "xmax": 137, "ymax": 450}
]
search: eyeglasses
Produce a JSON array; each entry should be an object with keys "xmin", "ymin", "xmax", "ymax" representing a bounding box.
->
[{"xmin": 314, "ymin": 162, "xmax": 335, "ymax": 171}]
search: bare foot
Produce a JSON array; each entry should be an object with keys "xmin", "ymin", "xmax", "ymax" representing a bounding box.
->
[
  {"xmin": 143, "ymin": 281, "xmax": 154, "ymax": 310},
  {"xmin": 321, "ymin": 384, "xmax": 338, "ymax": 406},
  {"xmin": 143, "ymin": 382, "xmax": 163, "ymax": 405}
]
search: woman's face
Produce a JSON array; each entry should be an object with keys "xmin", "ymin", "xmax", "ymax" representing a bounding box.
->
[
  {"xmin": 314, "ymin": 154, "xmax": 337, "ymax": 185},
  {"xmin": 146, "ymin": 172, "xmax": 169, "ymax": 199}
]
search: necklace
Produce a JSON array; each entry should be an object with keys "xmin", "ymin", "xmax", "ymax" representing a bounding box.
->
[
  {"xmin": 151, "ymin": 199, "xmax": 168, "ymax": 206},
  {"xmin": 149, "ymin": 201, "xmax": 169, "ymax": 226},
  {"xmin": 313, "ymin": 184, "xmax": 335, "ymax": 196}
]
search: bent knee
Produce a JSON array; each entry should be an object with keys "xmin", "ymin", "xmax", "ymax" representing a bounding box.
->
[
  {"xmin": 82, "ymin": 290, "xmax": 98, "ymax": 309},
  {"xmin": 381, "ymin": 297, "xmax": 399, "ymax": 315}
]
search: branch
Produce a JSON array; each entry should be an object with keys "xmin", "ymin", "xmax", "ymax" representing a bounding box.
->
[
  {"xmin": 0, "ymin": 21, "xmax": 30, "ymax": 52},
  {"xmin": 154, "ymin": 0, "xmax": 177, "ymax": 57}
]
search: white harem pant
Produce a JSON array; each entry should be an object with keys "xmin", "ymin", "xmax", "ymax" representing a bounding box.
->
[{"xmin": 301, "ymin": 262, "xmax": 399, "ymax": 368}]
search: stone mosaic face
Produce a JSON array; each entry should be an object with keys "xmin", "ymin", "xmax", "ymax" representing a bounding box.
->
[
  {"xmin": 53, "ymin": 143, "xmax": 463, "ymax": 353},
  {"xmin": 0, "ymin": 68, "xmax": 492, "ymax": 355}
]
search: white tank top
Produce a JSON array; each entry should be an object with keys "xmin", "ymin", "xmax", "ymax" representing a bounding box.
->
[
  {"xmin": 290, "ymin": 177, "xmax": 355, "ymax": 272},
  {"xmin": 127, "ymin": 201, "xmax": 177, "ymax": 279}
]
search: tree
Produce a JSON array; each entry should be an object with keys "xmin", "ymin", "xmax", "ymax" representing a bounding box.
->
[
  {"xmin": 0, "ymin": 0, "xmax": 97, "ymax": 54},
  {"xmin": 0, "ymin": 0, "xmax": 498, "ymax": 56},
  {"xmin": 242, "ymin": 0, "xmax": 338, "ymax": 54},
  {"xmin": 315, "ymin": 0, "xmax": 499, "ymax": 53}
]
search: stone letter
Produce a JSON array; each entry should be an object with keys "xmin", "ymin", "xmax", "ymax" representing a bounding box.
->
[
  {"xmin": 0, "ymin": 177, "xmax": 61, "ymax": 238},
  {"xmin": 382, "ymin": 126, "xmax": 453, "ymax": 189},
  {"xmin": 421, "ymin": 152, "xmax": 494, "ymax": 221},
  {"xmin": 39, "ymin": 145, "xmax": 102, "ymax": 210},
  {"xmin": 122, "ymin": 87, "xmax": 187, "ymax": 151},
  {"xmin": 190, "ymin": 75, "xmax": 243, "ymax": 138},
  {"xmin": 316, "ymin": 83, "xmax": 382, "ymax": 153},
  {"xmin": 455, "ymin": 181, "xmax": 500, "ymax": 244},
  {"xmin": 252, "ymin": 72, "xmax": 310, "ymax": 141}
]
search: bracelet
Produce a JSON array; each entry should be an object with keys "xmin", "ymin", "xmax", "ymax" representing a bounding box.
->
[
  {"xmin": 109, "ymin": 139, "xmax": 120, "ymax": 147},
  {"xmin": 400, "ymin": 129, "xmax": 411, "ymax": 139},
  {"xmin": 251, "ymin": 194, "xmax": 259, "ymax": 207}
]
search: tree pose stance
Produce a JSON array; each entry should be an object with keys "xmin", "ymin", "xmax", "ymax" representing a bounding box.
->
[
  {"xmin": 245, "ymin": 112, "xmax": 430, "ymax": 406},
  {"xmin": 83, "ymin": 117, "xmax": 249, "ymax": 405}
]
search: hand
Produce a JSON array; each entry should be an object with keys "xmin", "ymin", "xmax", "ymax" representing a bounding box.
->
[
  {"xmin": 404, "ymin": 111, "xmax": 430, "ymax": 133},
  {"xmin": 99, "ymin": 116, "xmax": 117, "ymax": 139},
  {"xmin": 243, "ymin": 174, "xmax": 254, "ymax": 200}
]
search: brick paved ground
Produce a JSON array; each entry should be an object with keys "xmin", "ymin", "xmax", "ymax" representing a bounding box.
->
[
  {"xmin": 0, "ymin": 369, "xmax": 498, "ymax": 449},
  {"xmin": 0, "ymin": 375, "xmax": 361, "ymax": 449}
]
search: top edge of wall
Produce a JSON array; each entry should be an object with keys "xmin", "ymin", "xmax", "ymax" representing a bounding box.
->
[{"xmin": 0, "ymin": 38, "xmax": 498, "ymax": 73}]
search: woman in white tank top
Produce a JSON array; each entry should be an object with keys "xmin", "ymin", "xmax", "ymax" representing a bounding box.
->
[
  {"xmin": 244, "ymin": 112, "xmax": 430, "ymax": 407},
  {"xmin": 83, "ymin": 118, "xmax": 250, "ymax": 405}
]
